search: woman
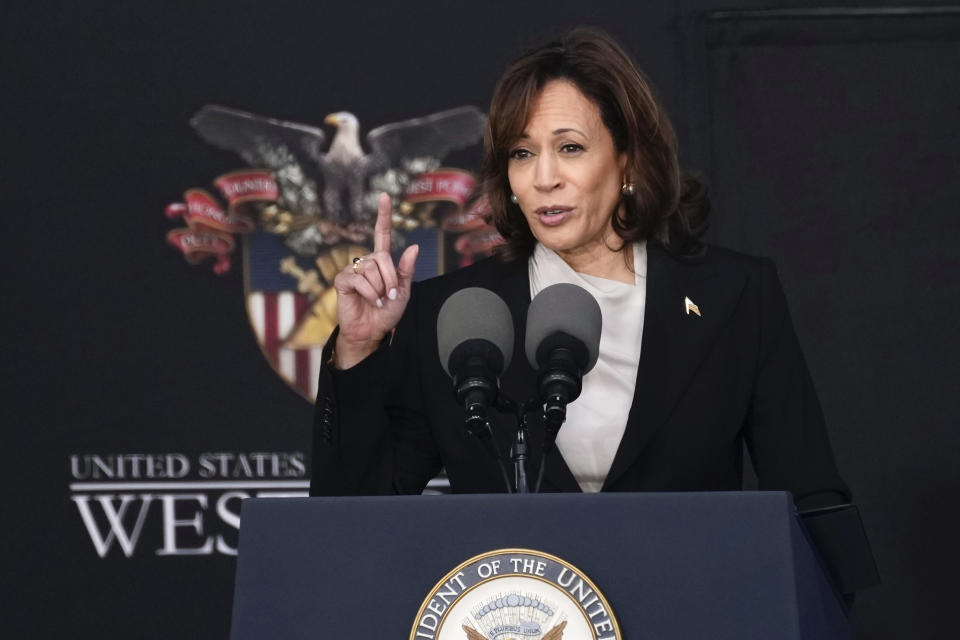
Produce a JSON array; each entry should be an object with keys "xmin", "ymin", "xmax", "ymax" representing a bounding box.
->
[{"xmin": 310, "ymin": 28, "xmax": 849, "ymax": 508}]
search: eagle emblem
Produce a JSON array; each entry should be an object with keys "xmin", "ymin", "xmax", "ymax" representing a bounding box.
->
[{"xmin": 165, "ymin": 104, "xmax": 499, "ymax": 400}]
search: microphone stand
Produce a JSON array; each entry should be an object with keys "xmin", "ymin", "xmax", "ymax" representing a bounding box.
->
[
  {"xmin": 535, "ymin": 405, "xmax": 565, "ymax": 493},
  {"xmin": 462, "ymin": 402, "xmax": 513, "ymax": 494},
  {"xmin": 511, "ymin": 397, "xmax": 545, "ymax": 494},
  {"xmin": 460, "ymin": 391, "xmax": 561, "ymax": 495},
  {"xmin": 512, "ymin": 407, "xmax": 530, "ymax": 494},
  {"xmin": 497, "ymin": 396, "xmax": 532, "ymax": 494}
]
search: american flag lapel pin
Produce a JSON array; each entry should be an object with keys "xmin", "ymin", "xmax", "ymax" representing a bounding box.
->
[{"xmin": 684, "ymin": 296, "xmax": 701, "ymax": 317}]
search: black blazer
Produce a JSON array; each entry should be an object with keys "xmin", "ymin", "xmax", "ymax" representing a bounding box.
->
[{"xmin": 310, "ymin": 242, "xmax": 849, "ymax": 506}]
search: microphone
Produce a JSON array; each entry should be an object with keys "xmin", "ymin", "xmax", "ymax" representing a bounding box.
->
[
  {"xmin": 525, "ymin": 283, "xmax": 602, "ymax": 450},
  {"xmin": 437, "ymin": 287, "xmax": 515, "ymax": 438}
]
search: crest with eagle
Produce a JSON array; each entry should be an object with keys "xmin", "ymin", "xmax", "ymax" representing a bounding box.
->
[
  {"xmin": 167, "ymin": 103, "xmax": 488, "ymax": 401},
  {"xmin": 190, "ymin": 103, "xmax": 487, "ymax": 255}
]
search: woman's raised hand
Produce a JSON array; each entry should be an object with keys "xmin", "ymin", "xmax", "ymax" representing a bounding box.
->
[{"xmin": 332, "ymin": 193, "xmax": 419, "ymax": 369}]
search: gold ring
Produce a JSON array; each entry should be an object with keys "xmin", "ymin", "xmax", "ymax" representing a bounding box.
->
[{"xmin": 352, "ymin": 255, "xmax": 365, "ymax": 274}]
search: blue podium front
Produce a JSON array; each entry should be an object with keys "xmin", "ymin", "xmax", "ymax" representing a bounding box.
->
[{"xmin": 230, "ymin": 492, "xmax": 849, "ymax": 639}]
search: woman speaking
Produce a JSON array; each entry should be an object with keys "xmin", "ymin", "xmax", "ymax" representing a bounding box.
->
[{"xmin": 309, "ymin": 28, "xmax": 849, "ymax": 509}]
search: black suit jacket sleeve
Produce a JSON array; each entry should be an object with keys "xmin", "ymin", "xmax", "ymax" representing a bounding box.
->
[
  {"xmin": 744, "ymin": 259, "xmax": 850, "ymax": 506},
  {"xmin": 310, "ymin": 283, "xmax": 442, "ymax": 496}
]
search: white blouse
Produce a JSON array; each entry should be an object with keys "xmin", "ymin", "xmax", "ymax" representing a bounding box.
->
[{"xmin": 528, "ymin": 242, "xmax": 647, "ymax": 492}]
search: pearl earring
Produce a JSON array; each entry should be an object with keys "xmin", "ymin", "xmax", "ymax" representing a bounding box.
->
[
  {"xmin": 510, "ymin": 193, "xmax": 519, "ymax": 204},
  {"xmin": 621, "ymin": 182, "xmax": 636, "ymax": 196}
]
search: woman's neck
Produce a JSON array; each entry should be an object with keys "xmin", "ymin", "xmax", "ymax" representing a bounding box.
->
[{"xmin": 555, "ymin": 238, "xmax": 634, "ymax": 283}]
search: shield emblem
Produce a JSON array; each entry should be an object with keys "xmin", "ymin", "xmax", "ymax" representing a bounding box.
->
[
  {"xmin": 242, "ymin": 226, "xmax": 455, "ymax": 401},
  {"xmin": 243, "ymin": 231, "xmax": 369, "ymax": 400}
]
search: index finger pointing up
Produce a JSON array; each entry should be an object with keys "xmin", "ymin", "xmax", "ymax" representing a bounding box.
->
[{"xmin": 374, "ymin": 192, "xmax": 393, "ymax": 254}]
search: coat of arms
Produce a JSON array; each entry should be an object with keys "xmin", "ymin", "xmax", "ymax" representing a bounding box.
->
[
  {"xmin": 165, "ymin": 104, "xmax": 502, "ymax": 400},
  {"xmin": 411, "ymin": 549, "xmax": 621, "ymax": 640}
]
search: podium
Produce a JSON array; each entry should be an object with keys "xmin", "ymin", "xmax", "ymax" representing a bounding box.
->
[{"xmin": 230, "ymin": 492, "xmax": 850, "ymax": 639}]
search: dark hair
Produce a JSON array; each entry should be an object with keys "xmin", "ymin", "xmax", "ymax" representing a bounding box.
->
[{"xmin": 482, "ymin": 27, "xmax": 709, "ymax": 260}]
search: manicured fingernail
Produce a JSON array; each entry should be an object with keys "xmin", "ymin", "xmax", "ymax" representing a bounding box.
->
[
  {"xmin": 376, "ymin": 298, "xmax": 384, "ymax": 308},
  {"xmin": 388, "ymin": 288, "xmax": 398, "ymax": 300}
]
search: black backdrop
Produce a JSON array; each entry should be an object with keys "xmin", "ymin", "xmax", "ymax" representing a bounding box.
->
[{"xmin": 4, "ymin": 1, "xmax": 959, "ymax": 638}]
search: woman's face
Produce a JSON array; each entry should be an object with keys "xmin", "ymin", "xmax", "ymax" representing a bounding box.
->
[{"xmin": 507, "ymin": 80, "xmax": 627, "ymax": 260}]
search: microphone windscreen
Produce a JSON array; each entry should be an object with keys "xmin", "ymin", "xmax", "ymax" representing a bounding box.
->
[
  {"xmin": 525, "ymin": 283, "xmax": 602, "ymax": 373},
  {"xmin": 437, "ymin": 287, "xmax": 514, "ymax": 377}
]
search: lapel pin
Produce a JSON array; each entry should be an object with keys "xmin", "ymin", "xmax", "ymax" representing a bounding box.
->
[{"xmin": 684, "ymin": 296, "xmax": 701, "ymax": 317}]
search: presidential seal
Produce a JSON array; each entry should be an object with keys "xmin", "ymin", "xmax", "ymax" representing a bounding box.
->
[{"xmin": 411, "ymin": 549, "xmax": 621, "ymax": 640}]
